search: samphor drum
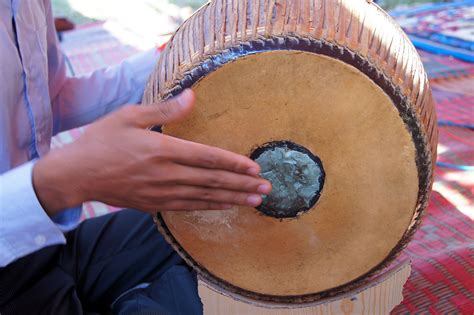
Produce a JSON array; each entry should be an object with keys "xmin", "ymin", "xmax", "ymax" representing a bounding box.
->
[{"xmin": 143, "ymin": 0, "xmax": 438, "ymax": 305}]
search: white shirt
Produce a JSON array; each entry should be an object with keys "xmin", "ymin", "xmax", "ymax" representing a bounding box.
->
[{"xmin": 0, "ymin": 0, "xmax": 157, "ymax": 267}]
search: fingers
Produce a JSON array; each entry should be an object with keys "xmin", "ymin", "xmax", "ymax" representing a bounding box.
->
[
  {"xmin": 150, "ymin": 185, "xmax": 265, "ymax": 207},
  {"xmin": 121, "ymin": 184, "xmax": 266, "ymax": 213},
  {"xmin": 127, "ymin": 89, "xmax": 195, "ymax": 128},
  {"xmin": 162, "ymin": 136, "xmax": 262, "ymax": 176},
  {"xmin": 159, "ymin": 165, "xmax": 272, "ymax": 194}
]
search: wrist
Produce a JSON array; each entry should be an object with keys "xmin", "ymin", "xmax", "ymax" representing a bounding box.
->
[{"xmin": 32, "ymin": 146, "xmax": 88, "ymax": 216}]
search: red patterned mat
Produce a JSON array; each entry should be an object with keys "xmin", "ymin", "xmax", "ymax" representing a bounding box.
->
[
  {"xmin": 391, "ymin": 1, "xmax": 474, "ymax": 62},
  {"xmin": 394, "ymin": 191, "xmax": 474, "ymax": 313},
  {"xmin": 60, "ymin": 22, "xmax": 140, "ymax": 76},
  {"xmin": 392, "ymin": 51, "xmax": 474, "ymax": 314},
  {"xmin": 419, "ymin": 50, "xmax": 474, "ymax": 81}
]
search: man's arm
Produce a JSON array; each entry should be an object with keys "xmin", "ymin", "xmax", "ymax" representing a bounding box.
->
[{"xmin": 1, "ymin": 91, "xmax": 271, "ymax": 268}]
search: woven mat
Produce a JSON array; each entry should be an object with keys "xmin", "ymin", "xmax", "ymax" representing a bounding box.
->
[
  {"xmin": 59, "ymin": 22, "xmax": 141, "ymax": 76},
  {"xmin": 55, "ymin": 19, "xmax": 474, "ymax": 313},
  {"xmin": 419, "ymin": 49, "xmax": 474, "ymax": 80},
  {"xmin": 391, "ymin": 42, "xmax": 474, "ymax": 314},
  {"xmin": 391, "ymin": 0, "xmax": 474, "ymax": 62}
]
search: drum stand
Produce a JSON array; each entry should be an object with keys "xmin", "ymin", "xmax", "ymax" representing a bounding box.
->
[{"xmin": 198, "ymin": 260, "xmax": 411, "ymax": 315}]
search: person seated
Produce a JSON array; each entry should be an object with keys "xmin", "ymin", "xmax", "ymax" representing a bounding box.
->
[{"xmin": 0, "ymin": 1, "xmax": 271, "ymax": 314}]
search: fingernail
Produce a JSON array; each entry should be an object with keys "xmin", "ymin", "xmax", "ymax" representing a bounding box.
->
[
  {"xmin": 177, "ymin": 89, "xmax": 193, "ymax": 107},
  {"xmin": 257, "ymin": 184, "xmax": 271, "ymax": 194},
  {"xmin": 246, "ymin": 195, "xmax": 262, "ymax": 207},
  {"xmin": 247, "ymin": 167, "xmax": 260, "ymax": 176}
]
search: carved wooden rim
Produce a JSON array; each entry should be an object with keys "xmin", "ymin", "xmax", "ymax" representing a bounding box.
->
[{"xmin": 153, "ymin": 37, "xmax": 433, "ymax": 305}]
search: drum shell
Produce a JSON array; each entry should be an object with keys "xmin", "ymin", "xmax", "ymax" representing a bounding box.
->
[{"xmin": 144, "ymin": 0, "xmax": 438, "ymax": 305}]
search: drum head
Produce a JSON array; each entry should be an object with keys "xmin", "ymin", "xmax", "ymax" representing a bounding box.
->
[{"xmin": 159, "ymin": 50, "xmax": 419, "ymax": 297}]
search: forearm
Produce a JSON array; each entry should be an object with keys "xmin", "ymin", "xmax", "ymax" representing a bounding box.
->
[{"xmin": 51, "ymin": 49, "xmax": 158, "ymax": 134}]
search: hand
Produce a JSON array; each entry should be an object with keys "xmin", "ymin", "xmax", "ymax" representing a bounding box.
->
[{"xmin": 33, "ymin": 90, "xmax": 272, "ymax": 216}]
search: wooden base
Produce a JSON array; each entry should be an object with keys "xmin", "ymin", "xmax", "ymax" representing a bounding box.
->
[{"xmin": 198, "ymin": 260, "xmax": 411, "ymax": 315}]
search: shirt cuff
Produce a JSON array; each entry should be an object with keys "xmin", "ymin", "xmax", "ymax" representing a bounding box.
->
[{"xmin": 0, "ymin": 161, "xmax": 81, "ymax": 267}]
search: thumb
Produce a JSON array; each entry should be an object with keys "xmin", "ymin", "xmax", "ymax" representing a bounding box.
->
[{"xmin": 134, "ymin": 89, "xmax": 195, "ymax": 128}]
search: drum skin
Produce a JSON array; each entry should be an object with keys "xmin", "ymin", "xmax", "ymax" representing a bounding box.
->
[{"xmin": 143, "ymin": 0, "xmax": 438, "ymax": 305}]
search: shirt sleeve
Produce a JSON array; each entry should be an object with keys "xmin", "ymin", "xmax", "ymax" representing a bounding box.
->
[
  {"xmin": 0, "ymin": 161, "xmax": 81, "ymax": 267},
  {"xmin": 44, "ymin": 2, "xmax": 159, "ymax": 134}
]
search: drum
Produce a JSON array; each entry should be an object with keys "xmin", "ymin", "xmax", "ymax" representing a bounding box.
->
[{"xmin": 143, "ymin": 0, "xmax": 438, "ymax": 305}]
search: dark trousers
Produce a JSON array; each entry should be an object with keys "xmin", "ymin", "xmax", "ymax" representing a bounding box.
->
[{"xmin": 0, "ymin": 209, "xmax": 203, "ymax": 315}]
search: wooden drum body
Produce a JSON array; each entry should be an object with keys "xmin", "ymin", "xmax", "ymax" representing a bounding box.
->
[{"xmin": 143, "ymin": 0, "xmax": 438, "ymax": 305}]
